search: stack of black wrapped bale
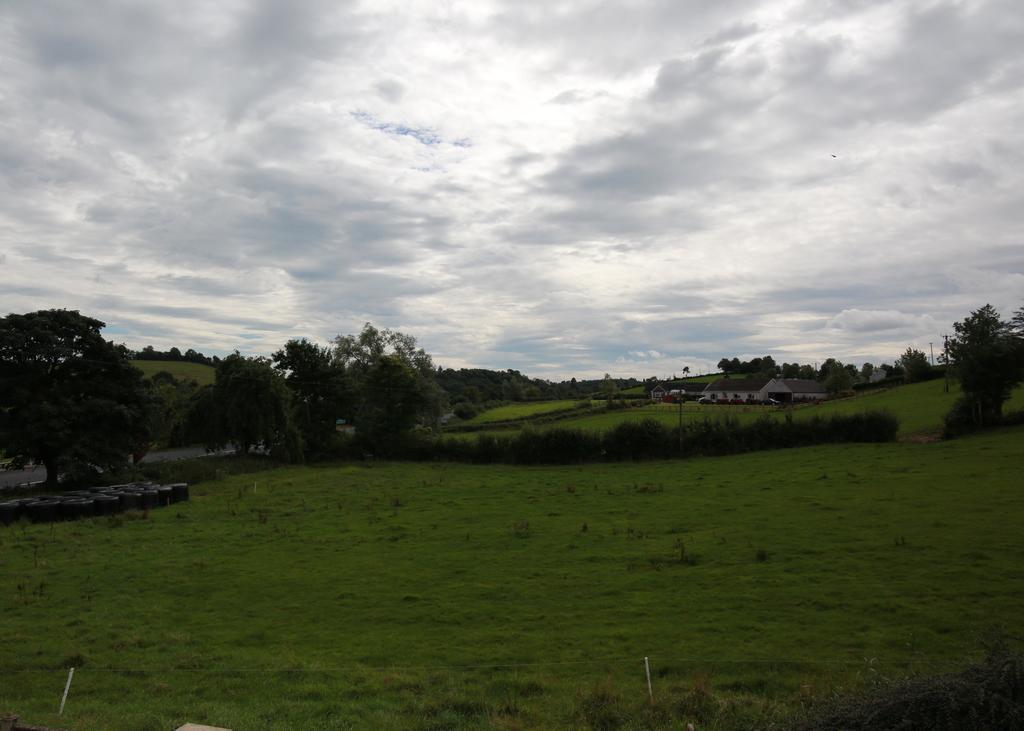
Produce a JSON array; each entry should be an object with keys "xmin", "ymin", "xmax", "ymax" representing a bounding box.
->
[{"xmin": 0, "ymin": 482, "xmax": 190, "ymax": 526}]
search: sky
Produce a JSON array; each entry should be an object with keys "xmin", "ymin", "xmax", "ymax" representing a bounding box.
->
[{"xmin": 2, "ymin": 0, "xmax": 1023, "ymax": 380}]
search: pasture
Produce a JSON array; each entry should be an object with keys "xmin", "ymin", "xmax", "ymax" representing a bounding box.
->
[
  {"xmin": 1, "ymin": 426, "xmax": 1022, "ymax": 729},
  {"xmin": 132, "ymin": 360, "xmax": 216, "ymax": 386},
  {"xmin": 459, "ymin": 379, "xmax": 1024, "ymax": 439}
]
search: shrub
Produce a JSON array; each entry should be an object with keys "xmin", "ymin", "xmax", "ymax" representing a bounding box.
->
[
  {"xmin": 509, "ymin": 427, "xmax": 602, "ymax": 464},
  {"xmin": 602, "ymin": 419, "xmax": 673, "ymax": 461},
  {"xmin": 944, "ymin": 396, "xmax": 982, "ymax": 438},
  {"xmin": 792, "ymin": 639, "xmax": 1024, "ymax": 730},
  {"xmin": 452, "ymin": 401, "xmax": 479, "ymax": 420}
]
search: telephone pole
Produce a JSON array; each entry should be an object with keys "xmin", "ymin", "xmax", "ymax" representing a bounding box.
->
[
  {"xmin": 929, "ymin": 342, "xmax": 934, "ymax": 366},
  {"xmin": 942, "ymin": 334, "xmax": 950, "ymax": 393}
]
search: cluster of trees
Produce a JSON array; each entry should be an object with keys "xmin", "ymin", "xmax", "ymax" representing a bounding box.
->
[
  {"xmin": 944, "ymin": 303, "xmax": 1024, "ymax": 432},
  {"xmin": 188, "ymin": 324, "xmax": 447, "ymax": 460},
  {"xmin": 132, "ymin": 345, "xmax": 219, "ymax": 366},
  {"xmin": 0, "ymin": 313, "xmax": 450, "ymax": 484},
  {"xmin": 436, "ymin": 368, "xmax": 640, "ymax": 406}
]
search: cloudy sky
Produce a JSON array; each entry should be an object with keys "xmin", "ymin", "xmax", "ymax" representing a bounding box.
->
[{"xmin": 2, "ymin": 0, "xmax": 1022, "ymax": 379}]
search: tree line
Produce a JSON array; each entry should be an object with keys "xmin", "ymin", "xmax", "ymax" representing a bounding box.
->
[
  {"xmin": 1, "ymin": 303, "xmax": 1022, "ymax": 486},
  {"xmin": 132, "ymin": 345, "xmax": 220, "ymax": 366}
]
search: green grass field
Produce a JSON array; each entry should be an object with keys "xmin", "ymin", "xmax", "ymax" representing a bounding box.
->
[
  {"xmin": 462, "ymin": 400, "xmax": 594, "ymax": 424},
  {"xmin": 2, "ymin": 426, "xmax": 1022, "ymax": 729},
  {"xmin": 132, "ymin": 360, "xmax": 216, "ymax": 386}
]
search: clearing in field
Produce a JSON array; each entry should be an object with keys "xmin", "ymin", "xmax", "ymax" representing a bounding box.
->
[{"xmin": 1, "ymin": 426, "xmax": 1021, "ymax": 729}]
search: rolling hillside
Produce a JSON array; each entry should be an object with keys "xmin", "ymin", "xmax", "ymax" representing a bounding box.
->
[
  {"xmin": 453, "ymin": 379, "xmax": 1024, "ymax": 439},
  {"xmin": 132, "ymin": 359, "xmax": 215, "ymax": 386}
]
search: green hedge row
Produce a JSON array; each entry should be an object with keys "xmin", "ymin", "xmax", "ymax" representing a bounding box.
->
[{"xmin": 344, "ymin": 411, "xmax": 899, "ymax": 464}]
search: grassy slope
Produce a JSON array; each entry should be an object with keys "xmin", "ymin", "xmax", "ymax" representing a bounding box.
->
[
  {"xmin": 132, "ymin": 360, "xmax": 215, "ymax": 386},
  {"xmin": 471, "ymin": 380, "xmax": 1024, "ymax": 438},
  {"xmin": 463, "ymin": 399, "xmax": 592, "ymax": 424},
  {"xmin": 1, "ymin": 427, "xmax": 1022, "ymax": 729}
]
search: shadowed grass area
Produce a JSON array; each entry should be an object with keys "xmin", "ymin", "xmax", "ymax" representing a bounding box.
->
[{"xmin": 1, "ymin": 427, "xmax": 1021, "ymax": 729}]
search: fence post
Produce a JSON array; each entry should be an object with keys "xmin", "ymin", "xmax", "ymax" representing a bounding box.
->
[
  {"xmin": 59, "ymin": 668, "xmax": 74, "ymax": 716},
  {"xmin": 644, "ymin": 656, "xmax": 653, "ymax": 702}
]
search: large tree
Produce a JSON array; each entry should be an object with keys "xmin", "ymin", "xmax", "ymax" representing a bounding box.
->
[
  {"xmin": 947, "ymin": 304, "xmax": 1024, "ymax": 426},
  {"xmin": 272, "ymin": 338, "xmax": 349, "ymax": 456},
  {"xmin": 899, "ymin": 347, "xmax": 932, "ymax": 383},
  {"xmin": 0, "ymin": 309, "xmax": 152, "ymax": 487},
  {"xmin": 333, "ymin": 323, "xmax": 446, "ymax": 448},
  {"xmin": 190, "ymin": 353, "xmax": 303, "ymax": 460},
  {"xmin": 824, "ymin": 360, "xmax": 853, "ymax": 396}
]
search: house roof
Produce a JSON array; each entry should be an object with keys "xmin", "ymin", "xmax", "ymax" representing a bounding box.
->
[
  {"xmin": 707, "ymin": 377, "xmax": 773, "ymax": 392},
  {"xmin": 780, "ymin": 378, "xmax": 827, "ymax": 393},
  {"xmin": 653, "ymin": 381, "xmax": 708, "ymax": 394},
  {"xmin": 676, "ymin": 382, "xmax": 708, "ymax": 393}
]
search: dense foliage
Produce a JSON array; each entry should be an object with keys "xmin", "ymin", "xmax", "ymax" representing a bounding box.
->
[
  {"xmin": 0, "ymin": 309, "xmax": 153, "ymax": 486},
  {"xmin": 944, "ymin": 303, "xmax": 1024, "ymax": 434},
  {"xmin": 436, "ymin": 366, "xmax": 640, "ymax": 403},
  {"xmin": 132, "ymin": 344, "xmax": 219, "ymax": 366},
  {"xmin": 189, "ymin": 353, "xmax": 303, "ymax": 461},
  {"xmin": 271, "ymin": 338, "xmax": 349, "ymax": 457},
  {"xmin": 333, "ymin": 323, "xmax": 447, "ymax": 453}
]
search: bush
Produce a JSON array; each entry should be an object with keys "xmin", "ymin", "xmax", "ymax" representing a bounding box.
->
[
  {"xmin": 509, "ymin": 427, "xmax": 603, "ymax": 464},
  {"xmin": 601, "ymin": 419, "xmax": 673, "ymax": 461},
  {"xmin": 452, "ymin": 401, "xmax": 479, "ymax": 420},
  {"xmin": 792, "ymin": 639, "xmax": 1024, "ymax": 730}
]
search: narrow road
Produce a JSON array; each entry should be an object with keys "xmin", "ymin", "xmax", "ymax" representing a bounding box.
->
[{"xmin": 0, "ymin": 446, "xmax": 237, "ymax": 491}]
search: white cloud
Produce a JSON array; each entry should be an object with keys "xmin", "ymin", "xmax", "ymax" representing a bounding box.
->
[{"xmin": 1, "ymin": 0, "xmax": 1023, "ymax": 377}]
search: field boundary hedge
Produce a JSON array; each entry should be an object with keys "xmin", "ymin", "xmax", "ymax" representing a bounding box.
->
[{"xmin": 347, "ymin": 411, "xmax": 900, "ymax": 464}]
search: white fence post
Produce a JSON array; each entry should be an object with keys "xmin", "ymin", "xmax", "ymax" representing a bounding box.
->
[{"xmin": 59, "ymin": 667, "xmax": 75, "ymax": 715}]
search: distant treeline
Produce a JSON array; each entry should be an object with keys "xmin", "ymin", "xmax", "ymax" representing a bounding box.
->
[
  {"xmin": 131, "ymin": 345, "xmax": 220, "ymax": 366},
  {"xmin": 435, "ymin": 367, "xmax": 640, "ymax": 403}
]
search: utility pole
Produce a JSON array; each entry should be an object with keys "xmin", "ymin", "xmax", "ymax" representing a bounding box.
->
[
  {"xmin": 942, "ymin": 334, "xmax": 951, "ymax": 393},
  {"xmin": 929, "ymin": 342, "xmax": 934, "ymax": 366}
]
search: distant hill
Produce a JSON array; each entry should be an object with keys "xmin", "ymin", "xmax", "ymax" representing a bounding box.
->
[{"xmin": 132, "ymin": 360, "xmax": 215, "ymax": 386}]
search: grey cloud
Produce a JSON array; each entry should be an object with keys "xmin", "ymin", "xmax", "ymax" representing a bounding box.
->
[
  {"xmin": 2, "ymin": 0, "xmax": 1023, "ymax": 378},
  {"xmin": 826, "ymin": 309, "xmax": 936, "ymax": 334},
  {"xmin": 547, "ymin": 89, "xmax": 610, "ymax": 105},
  {"xmin": 374, "ymin": 79, "xmax": 406, "ymax": 102}
]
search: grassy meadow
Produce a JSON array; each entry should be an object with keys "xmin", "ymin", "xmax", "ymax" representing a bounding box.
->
[
  {"xmin": 2, "ymin": 426, "xmax": 1023, "ymax": 729},
  {"xmin": 132, "ymin": 360, "xmax": 216, "ymax": 386}
]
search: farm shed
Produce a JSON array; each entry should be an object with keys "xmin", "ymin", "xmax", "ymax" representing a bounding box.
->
[
  {"xmin": 769, "ymin": 378, "xmax": 827, "ymax": 402},
  {"xmin": 704, "ymin": 377, "xmax": 774, "ymax": 402}
]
